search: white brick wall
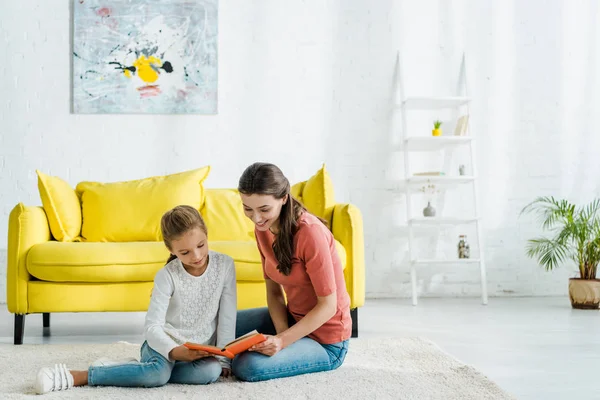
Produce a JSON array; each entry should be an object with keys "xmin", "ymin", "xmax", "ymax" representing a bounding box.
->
[{"xmin": 1, "ymin": 0, "xmax": 597, "ymax": 304}]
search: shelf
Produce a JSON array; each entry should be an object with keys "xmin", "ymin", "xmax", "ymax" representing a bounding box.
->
[
  {"xmin": 411, "ymin": 258, "xmax": 481, "ymax": 265},
  {"xmin": 408, "ymin": 176, "xmax": 474, "ymax": 184},
  {"xmin": 409, "ymin": 217, "xmax": 480, "ymax": 225},
  {"xmin": 387, "ymin": 176, "xmax": 475, "ymax": 192},
  {"xmin": 399, "ymin": 96, "xmax": 471, "ymax": 110},
  {"xmin": 398, "ymin": 136, "xmax": 473, "ymax": 151}
]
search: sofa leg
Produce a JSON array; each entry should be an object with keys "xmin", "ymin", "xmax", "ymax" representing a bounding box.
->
[
  {"xmin": 350, "ymin": 308, "xmax": 358, "ymax": 338},
  {"xmin": 14, "ymin": 314, "xmax": 25, "ymax": 345},
  {"xmin": 43, "ymin": 313, "xmax": 50, "ymax": 337}
]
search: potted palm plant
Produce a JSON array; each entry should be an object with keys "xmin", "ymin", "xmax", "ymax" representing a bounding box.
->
[{"xmin": 521, "ymin": 197, "xmax": 600, "ymax": 309}]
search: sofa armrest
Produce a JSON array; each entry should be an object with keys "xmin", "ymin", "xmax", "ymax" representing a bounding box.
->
[
  {"xmin": 7, "ymin": 204, "xmax": 52, "ymax": 314},
  {"xmin": 331, "ymin": 203, "xmax": 365, "ymax": 309}
]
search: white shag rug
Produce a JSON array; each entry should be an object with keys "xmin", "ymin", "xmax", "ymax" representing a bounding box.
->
[{"xmin": 0, "ymin": 338, "xmax": 514, "ymax": 400}]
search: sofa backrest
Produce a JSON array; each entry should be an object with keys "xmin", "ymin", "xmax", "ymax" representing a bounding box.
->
[
  {"xmin": 200, "ymin": 164, "xmax": 337, "ymax": 242},
  {"xmin": 34, "ymin": 165, "xmax": 335, "ymax": 243}
]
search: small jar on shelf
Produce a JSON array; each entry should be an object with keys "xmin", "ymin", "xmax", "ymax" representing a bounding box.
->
[{"xmin": 458, "ymin": 235, "xmax": 470, "ymax": 259}]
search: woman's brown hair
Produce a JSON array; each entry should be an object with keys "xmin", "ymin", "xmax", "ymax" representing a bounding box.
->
[
  {"xmin": 161, "ymin": 205, "xmax": 208, "ymax": 264},
  {"xmin": 238, "ymin": 163, "xmax": 306, "ymax": 276}
]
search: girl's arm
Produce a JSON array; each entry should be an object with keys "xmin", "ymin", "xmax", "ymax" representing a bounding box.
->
[
  {"xmin": 266, "ymin": 278, "xmax": 290, "ymax": 334},
  {"xmin": 144, "ymin": 268, "xmax": 180, "ymax": 360},
  {"xmin": 215, "ymin": 257, "xmax": 237, "ymax": 369}
]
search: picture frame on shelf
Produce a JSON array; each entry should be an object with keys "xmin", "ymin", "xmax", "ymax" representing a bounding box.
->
[{"xmin": 454, "ymin": 115, "xmax": 469, "ymax": 136}]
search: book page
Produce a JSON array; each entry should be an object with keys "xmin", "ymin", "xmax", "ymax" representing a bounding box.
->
[{"xmin": 225, "ymin": 330, "xmax": 259, "ymax": 348}]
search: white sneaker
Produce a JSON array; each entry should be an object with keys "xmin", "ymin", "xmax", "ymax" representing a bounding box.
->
[
  {"xmin": 90, "ymin": 357, "xmax": 138, "ymax": 367},
  {"xmin": 35, "ymin": 363, "xmax": 74, "ymax": 394}
]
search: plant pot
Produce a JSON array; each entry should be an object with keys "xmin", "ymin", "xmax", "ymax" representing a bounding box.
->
[
  {"xmin": 432, "ymin": 129, "xmax": 441, "ymax": 137},
  {"xmin": 568, "ymin": 278, "xmax": 600, "ymax": 309}
]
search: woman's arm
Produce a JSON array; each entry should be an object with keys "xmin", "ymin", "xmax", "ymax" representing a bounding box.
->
[
  {"xmin": 252, "ymin": 223, "xmax": 340, "ymax": 356},
  {"xmin": 278, "ymin": 292, "xmax": 336, "ymax": 348},
  {"xmin": 265, "ymin": 278, "xmax": 289, "ymax": 334},
  {"xmin": 252, "ymin": 293, "xmax": 337, "ymax": 356},
  {"xmin": 256, "ymin": 230, "xmax": 290, "ymax": 334}
]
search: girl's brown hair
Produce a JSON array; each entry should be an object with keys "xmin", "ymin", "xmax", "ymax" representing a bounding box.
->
[
  {"xmin": 238, "ymin": 163, "xmax": 306, "ymax": 276},
  {"xmin": 161, "ymin": 205, "xmax": 208, "ymax": 264}
]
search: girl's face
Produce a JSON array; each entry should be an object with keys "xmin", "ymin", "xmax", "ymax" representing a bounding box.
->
[
  {"xmin": 241, "ymin": 193, "xmax": 287, "ymax": 233},
  {"xmin": 169, "ymin": 227, "xmax": 209, "ymax": 273}
]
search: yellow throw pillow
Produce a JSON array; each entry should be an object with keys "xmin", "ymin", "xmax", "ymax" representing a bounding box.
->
[
  {"xmin": 36, "ymin": 170, "xmax": 82, "ymax": 242},
  {"xmin": 76, "ymin": 166, "xmax": 210, "ymax": 242},
  {"xmin": 302, "ymin": 164, "xmax": 335, "ymax": 223},
  {"xmin": 201, "ymin": 189, "xmax": 255, "ymax": 241},
  {"xmin": 291, "ymin": 181, "xmax": 306, "ymax": 203}
]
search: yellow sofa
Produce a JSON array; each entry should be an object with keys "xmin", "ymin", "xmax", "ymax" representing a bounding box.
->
[{"xmin": 7, "ymin": 166, "xmax": 365, "ymax": 344}]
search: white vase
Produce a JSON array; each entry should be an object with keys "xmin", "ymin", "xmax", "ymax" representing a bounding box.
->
[{"xmin": 423, "ymin": 202, "xmax": 436, "ymax": 217}]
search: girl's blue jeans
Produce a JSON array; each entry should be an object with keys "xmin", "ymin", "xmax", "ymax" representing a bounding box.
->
[{"xmin": 88, "ymin": 341, "xmax": 222, "ymax": 387}]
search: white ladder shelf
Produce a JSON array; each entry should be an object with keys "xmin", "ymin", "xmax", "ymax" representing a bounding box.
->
[{"xmin": 394, "ymin": 52, "xmax": 488, "ymax": 306}]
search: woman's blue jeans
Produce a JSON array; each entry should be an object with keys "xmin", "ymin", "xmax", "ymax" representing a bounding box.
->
[{"xmin": 232, "ymin": 307, "xmax": 349, "ymax": 382}]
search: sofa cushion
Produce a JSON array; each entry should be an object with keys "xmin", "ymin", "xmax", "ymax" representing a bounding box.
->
[
  {"xmin": 209, "ymin": 241, "xmax": 263, "ymax": 281},
  {"xmin": 26, "ymin": 241, "xmax": 265, "ymax": 283},
  {"xmin": 75, "ymin": 166, "xmax": 210, "ymax": 242},
  {"xmin": 27, "ymin": 241, "xmax": 168, "ymax": 282},
  {"xmin": 201, "ymin": 189, "xmax": 255, "ymax": 242},
  {"xmin": 301, "ymin": 165, "xmax": 336, "ymax": 224},
  {"xmin": 36, "ymin": 170, "xmax": 82, "ymax": 242},
  {"xmin": 27, "ymin": 240, "xmax": 347, "ymax": 283}
]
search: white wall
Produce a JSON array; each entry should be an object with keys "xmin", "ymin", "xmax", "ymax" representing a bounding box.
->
[
  {"xmin": 1, "ymin": 0, "xmax": 599, "ymax": 304},
  {"xmin": 333, "ymin": 0, "xmax": 600, "ymax": 298}
]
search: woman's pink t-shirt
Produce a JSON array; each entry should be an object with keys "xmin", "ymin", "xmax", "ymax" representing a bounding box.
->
[{"xmin": 255, "ymin": 211, "xmax": 352, "ymax": 344}]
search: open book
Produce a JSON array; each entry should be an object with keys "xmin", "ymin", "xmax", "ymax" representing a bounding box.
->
[{"xmin": 183, "ymin": 330, "xmax": 267, "ymax": 359}]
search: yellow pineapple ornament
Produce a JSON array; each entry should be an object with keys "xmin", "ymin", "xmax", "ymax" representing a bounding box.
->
[{"xmin": 432, "ymin": 120, "xmax": 442, "ymax": 136}]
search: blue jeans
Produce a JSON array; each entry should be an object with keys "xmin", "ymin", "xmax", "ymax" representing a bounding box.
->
[
  {"xmin": 88, "ymin": 341, "xmax": 222, "ymax": 387},
  {"xmin": 232, "ymin": 307, "xmax": 349, "ymax": 382}
]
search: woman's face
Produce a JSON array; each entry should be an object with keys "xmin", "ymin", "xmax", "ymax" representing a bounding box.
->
[{"xmin": 240, "ymin": 193, "xmax": 288, "ymax": 233}]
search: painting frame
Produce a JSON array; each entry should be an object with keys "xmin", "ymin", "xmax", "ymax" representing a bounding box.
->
[{"xmin": 72, "ymin": 0, "xmax": 218, "ymax": 114}]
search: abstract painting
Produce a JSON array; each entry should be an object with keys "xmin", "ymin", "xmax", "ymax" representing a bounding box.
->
[{"xmin": 73, "ymin": 0, "xmax": 218, "ymax": 114}]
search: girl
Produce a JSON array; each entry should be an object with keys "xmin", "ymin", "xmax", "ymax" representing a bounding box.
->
[
  {"xmin": 233, "ymin": 162, "xmax": 351, "ymax": 382},
  {"xmin": 35, "ymin": 205, "xmax": 237, "ymax": 394}
]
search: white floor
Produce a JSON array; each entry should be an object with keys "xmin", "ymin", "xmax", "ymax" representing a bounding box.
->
[{"xmin": 1, "ymin": 297, "xmax": 598, "ymax": 400}]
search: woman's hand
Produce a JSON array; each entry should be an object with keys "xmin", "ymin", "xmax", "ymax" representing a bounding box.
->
[
  {"xmin": 169, "ymin": 345, "xmax": 211, "ymax": 362},
  {"xmin": 221, "ymin": 367, "xmax": 232, "ymax": 378},
  {"xmin": 249, "ymin": 335, "xmax": 284, "ymax": 356}
]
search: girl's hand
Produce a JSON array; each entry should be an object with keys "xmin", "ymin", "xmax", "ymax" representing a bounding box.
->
[
  {"xmin": 169, "ymin": 345, "xmax": 211, "ymax": 362},
  {"xmin": 221, "ymin": 367, "xmax": 232, "ymax": 378},
  {"xmin": 249, "ymin": 335, "xmax": 284, "ymax": 356}
]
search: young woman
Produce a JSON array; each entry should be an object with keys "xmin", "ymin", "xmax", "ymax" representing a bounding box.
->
[
  {"xmin": 35, "ymin": 205, "xmax": 237, "ymax": 394},
  {"xmin": 233, "ymin": 162, "xmax": 351, "ymax": 382}
]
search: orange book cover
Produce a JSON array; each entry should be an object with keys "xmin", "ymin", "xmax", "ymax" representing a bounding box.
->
[{"xmin": 183, "ymin": 330, "xmax": 267, "ymax": 359}]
